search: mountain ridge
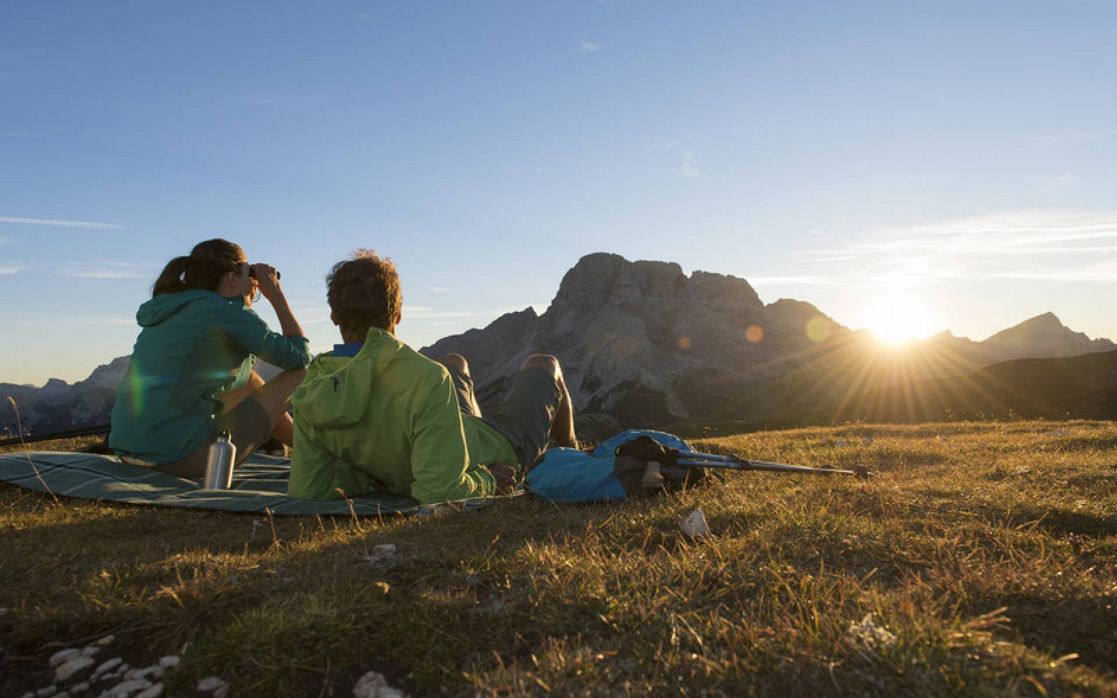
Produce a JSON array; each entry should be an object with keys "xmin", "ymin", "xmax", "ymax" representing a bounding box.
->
[{"xmin": 3, "ymin": 253, "xmax": 1113, "ymax": 437}]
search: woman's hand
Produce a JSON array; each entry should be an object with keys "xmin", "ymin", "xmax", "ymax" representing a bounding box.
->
[
  {"xmin": 250, "ymin": 263, "xmax": 304, "ymax": 338},
  {"xmin": 250, "ymin": 263, "xmax": 284, "ymax": 303}
]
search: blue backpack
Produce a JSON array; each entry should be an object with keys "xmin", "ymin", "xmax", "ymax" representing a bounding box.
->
[{"xmin": 524, "ymin": 429, "xmax": 711, "ymax": 503}]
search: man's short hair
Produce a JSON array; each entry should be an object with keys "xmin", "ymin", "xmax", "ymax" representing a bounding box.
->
[{"xmin": 327, "ymin": 250, "xmax": 402, "ymax": 337}]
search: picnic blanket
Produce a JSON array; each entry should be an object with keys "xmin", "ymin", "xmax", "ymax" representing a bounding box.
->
[{"xmin": 0, "ymin": 451, "xmax": 501, "ymax": 516}]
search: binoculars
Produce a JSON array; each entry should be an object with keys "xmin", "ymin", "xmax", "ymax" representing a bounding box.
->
[{"xmin": 248, "ymin": 267, "xmax": 281, "ymax": 280}]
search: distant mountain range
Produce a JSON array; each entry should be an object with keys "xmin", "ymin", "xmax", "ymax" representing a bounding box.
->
[
  {"xmin": 1, "ymin": 356, "xmax": 129, "ymax": 439},
  {"xmin": 2, "ymin": 252, "xmax": 1114, "ymax": 440},
  {"xmin": 424, "ymin": 253, "xmax": 1115, "ymax": 432}
]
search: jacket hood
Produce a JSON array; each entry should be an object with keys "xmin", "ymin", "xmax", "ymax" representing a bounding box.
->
[
  {"xmin": 293, "ymin": 328, "xmax": 404, "ymax": 428},
  {"xmin": 136, "ymin": 290, "xmax": 236, "ymax": 327}
]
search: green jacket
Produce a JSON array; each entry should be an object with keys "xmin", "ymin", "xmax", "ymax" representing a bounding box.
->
[
  {"xmin": 288, "ymin": 328, "xmax": 514, "ymax": 504},
  {"xmin": 109, "ymin": 290, "xmax": 312, "ymax": 463}
]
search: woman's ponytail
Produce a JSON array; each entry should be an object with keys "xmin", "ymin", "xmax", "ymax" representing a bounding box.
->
[
  {"xmin": 150, "ymin": 239, "xmax": 245, "ymax": 297},
  {"xmin": 151, "ymin": 256, "xmax": 192, "ymax": 296}
]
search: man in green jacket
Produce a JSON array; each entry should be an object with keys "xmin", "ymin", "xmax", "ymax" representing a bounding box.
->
[{"xmin": 288, "ymin": 250, "xmax": 578, "ymax": 504}]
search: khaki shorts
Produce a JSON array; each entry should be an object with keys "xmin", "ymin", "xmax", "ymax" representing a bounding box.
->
[
  {"xmin": 146, "ymin": 397, "xmax": 273, "ymax": 479},
  {"xmin": 446, "ymin": 366, "xmax": 562, "ymax": 469}
]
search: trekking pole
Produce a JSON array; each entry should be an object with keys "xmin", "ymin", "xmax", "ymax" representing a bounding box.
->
[
  {"xmin": 676, "ymin": 451, "xmax": 857, "ymax": 476},
  {"xmin": 615, "ymin": 436, "xmax": 870, "ymax": 478}
]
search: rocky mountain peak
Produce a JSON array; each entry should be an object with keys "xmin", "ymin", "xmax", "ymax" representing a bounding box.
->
[
  {"xmin": 981, "ymin": 311, "xmax": 1113, "ymax": 360},
  {"xmin": 425, "ymin": 253, "xmax": 854, "ymax": 426},
  {"xmin": 79, "ymin": 356, "xmax": 132, "ymax": 390}
]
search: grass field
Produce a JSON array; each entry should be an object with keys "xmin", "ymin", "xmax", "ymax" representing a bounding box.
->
[{"xmin": 2, "ymin": 421, "xmax": 1115, "ymax": 696}]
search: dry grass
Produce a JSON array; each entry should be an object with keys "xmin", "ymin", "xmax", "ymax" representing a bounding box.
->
[{"xmin": 1, "ymin": 421, "xmax": 1115, "ymax": 696}]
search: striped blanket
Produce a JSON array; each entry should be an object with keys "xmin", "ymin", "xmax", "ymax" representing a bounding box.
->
[{"xmin": 0, "ymin": 451, "xmax": 499, "ymax": 516}]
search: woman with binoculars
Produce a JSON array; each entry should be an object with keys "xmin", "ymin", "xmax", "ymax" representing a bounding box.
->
[{"xmin": 109, "ymin": 239, "xmax": 312, "ymax": 477}]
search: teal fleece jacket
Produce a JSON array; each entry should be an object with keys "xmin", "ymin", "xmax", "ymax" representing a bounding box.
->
[
  {"xmin": 109, "ymin": 290, "xmax": 311, "ymax": 464},
  {"xmin": 288, "ymin": 328, "xmax": 507, "ymax": 504}
]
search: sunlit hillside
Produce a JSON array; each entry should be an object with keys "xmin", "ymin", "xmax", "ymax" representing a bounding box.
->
[{"xmin": 2, "ymin": 421, "xmax": 1114, "ymax": 696}]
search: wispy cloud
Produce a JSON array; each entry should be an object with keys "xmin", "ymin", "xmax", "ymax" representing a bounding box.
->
[
  {"xmin": 14, "ymin": 314, "xmax": 136, "ymax": 329},
  {"xmin": 795, "ymin": 210, "xmax": 1117, "ymax": 288},
  {"xmin": 0, "ymin": 262, "xmax": 27, "ymax": 275},
  {"xmin": 579, "ymin": 40, "xmax": 600, "ymax": 52},
  {"xmin": 407, "ymin": 305, "xmax": 524, "ymax": 320},
  {"xmin": 679, "ymin": 147, "xmax": 700, "ymax": 178},
  {"xmin": 0, "ymin": 215, "xmax": 123, "ymax": 230},
  {"xmin": 660, "ymin": 141, "xmax": 701, "ymax": 178},
  {"xmin": 55, "ymin": 261, "xmax": 153, "ymax": 279},
  {"xmin": 357, "ymin": 12, "xmax": 376, "ymax": 21},
  {"xmin": 76, "ymin": 315, "xmax": 136, "ymax": 327},
  {"xmin": 1028, "ymin": 129, "xmax": 1117, "ymax": 147},
  {"xmin": 749, "ymin": 275, "xmax": 838, "ymax": 287}
]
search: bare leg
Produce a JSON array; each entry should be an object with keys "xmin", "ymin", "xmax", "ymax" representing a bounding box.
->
[
  {"xmin": 221, "ymin": 370, "xmax": 299, "ymax": 446},
  {"xmin": 271, "ymin": 412, "xmax": 294, "ymax": 446},
  {"xmin": 248, "ymin": 368, "xmax": 306, "ymax": 447},
  {"xmin": 437, "ymin": 352, "xmax": 482, "ymax": 417},
  {"xmin": 521, "ymin": 354, "xmax": 579, "ymax": 449},
  {"xmin": 219, "ymin": 371, "xmax": 265, "ymax": 411}
]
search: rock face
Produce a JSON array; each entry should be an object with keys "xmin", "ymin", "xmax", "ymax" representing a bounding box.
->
[
  {"xmin": 980, "ymin": 312, "xmax": 1115, "ymax": 360},
  {"xmin": 423, "ymin": 253, "xmax": 847, "ymax": 427},
  {"xmin": 0, "ymin": 356, "xmax": 130, "ymax": 439}
]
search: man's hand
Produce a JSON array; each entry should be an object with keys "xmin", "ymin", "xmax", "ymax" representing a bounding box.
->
[
  {"xmin": 251, "ymin": 263, "xmax": 283, "ymax": 303},
  {"xmin": 485, "ymin": 463, "xmax": 518, "ymax": 493}
]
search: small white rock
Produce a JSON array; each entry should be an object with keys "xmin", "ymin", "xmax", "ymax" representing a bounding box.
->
[
  {"xmin": 123, "ymin": 668, "xmax": 138, "ymax": 680},
  {"xmin": 101, "ymin": 678, "xmax": 152, "ymax": 697},
  {"xmin": 132, "ymin": 666, "xmax": 163, "ymax": 681},
  {"xmin": 353, "ymin": 670, "xmax": 408, "ymax": 698},
  {"xmin": 55, "ymin": 693, "xmax": 69, "ymax": 698},
  {"xmin": 135, "ymin": 685, "xmax": 163, "ymax": 698},
  {"xmin": 21, "ymin": 691, "xmax": 35, "ymax": 698},
  {"xmin": 81, "ymin": 645, "xmax": 100, "ymax": 657},
  {"xmin": 93, "ymin": 658, "xmax": 123, "ymax": 677},
  {"xmin": 362, "ymin": 544, "xmax": 398, "ymax": 567},
  {"xmin": 156, "ymin": 656, "xmax": 179, "ymax": 669},
  {"xmin": 96, "ymin": 635, "xmax": 114, "ymax": 646},
  {"xmin": 847, "ymin": 612, "xmax": 898, "ymax": 650},
  {"xmin": 50, "ymin": 649, "xmax": 81, "ymax": 667},
  {"xmin": 36, "ymin": 687, "xmax": 56, "ymax": 697},
  {"xmin": 196, "ymin": 676, "xmax": 227, "ymax": 692},
  {"xmin": 680, "ymin": 508, "xmax": 710, "ymax": 539},
  {"xmin": 0, "ymin": 606, "xmax": 8, "ymax": 615},
  {"xmin": 70, "ymin": 683, "xmax": 89, "ymax": 694},
  {"xmin": 55, "ymin": 655, "xmax": 96, "ymax": 682}
]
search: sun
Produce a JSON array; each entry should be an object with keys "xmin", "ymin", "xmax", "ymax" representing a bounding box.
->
[{"xmin": 858, "ymin": 294, "xmax": 941, "ymax": 347}]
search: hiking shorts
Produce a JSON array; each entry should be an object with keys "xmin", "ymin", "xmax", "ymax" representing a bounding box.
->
[
  {"xmin": 141, "ymin": 397, "xmax": 273, "ymax": 478},
  {"xmin": 445, "ymin": 365, "xmax": 562, "ymax": 469}
]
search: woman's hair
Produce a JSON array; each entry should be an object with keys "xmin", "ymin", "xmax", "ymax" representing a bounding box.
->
[
  {"xmin": 152, "ymin": 239, "xmax": 246, "ymax": 296},
  {"xmin": 327, "ymin": 249, "xmax": 402, "ymax": 337}
]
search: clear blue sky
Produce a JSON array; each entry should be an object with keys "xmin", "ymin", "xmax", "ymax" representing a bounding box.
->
[{"xmin": 2, "ymin": 1, "xmax": 1115, "ymax": 384}]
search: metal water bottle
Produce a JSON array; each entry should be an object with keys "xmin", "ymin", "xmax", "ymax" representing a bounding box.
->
[{"xmin": 203, "ymin": 430, "xmax": 236, "ymax": 490}]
